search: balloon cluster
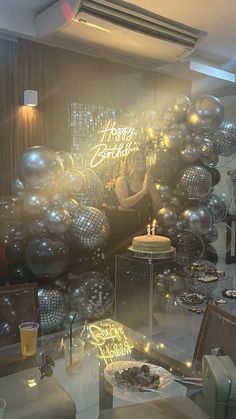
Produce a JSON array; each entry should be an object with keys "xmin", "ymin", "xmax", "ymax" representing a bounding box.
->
[
  {"xmin": 147, "ymin": 94, "xmax": 236, "ymax": 262},
  {"xmin": 0, "ymin": 146, "xmax": 113, "ymax": 331}
]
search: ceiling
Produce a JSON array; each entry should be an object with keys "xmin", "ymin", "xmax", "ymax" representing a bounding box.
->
[{"xmin": 0, "ymin": 0, "xmax": 236, "ymax": 96}]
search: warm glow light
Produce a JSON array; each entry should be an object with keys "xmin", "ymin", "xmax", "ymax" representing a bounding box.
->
[
  {"xmin": 160, "ymin": 343, "xmax": 165, "ymax": 349},
  {"xmin": 144, "ymin": 342, "xmax": 151, "ymax": 353},
  {"xmin": 27, "ymin": 379, "xmax": 37, "ymax": 388},
  {"xmin": 88, "ymin": 323, "xmax": 134, "ymax": 365},
  {"xmin": 185, "ymin": 361, "xmax": 192, "ymax": 368}
]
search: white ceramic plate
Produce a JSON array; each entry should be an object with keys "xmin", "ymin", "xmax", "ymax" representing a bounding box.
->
[{"xmin": 104, "ymin": 360, "xmax": 173, "ymax": 393}]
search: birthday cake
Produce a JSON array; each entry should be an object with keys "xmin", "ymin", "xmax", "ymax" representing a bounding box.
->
[{"xmin": 132, "ymin": 235, "xmax": 171, "ymax": 253}]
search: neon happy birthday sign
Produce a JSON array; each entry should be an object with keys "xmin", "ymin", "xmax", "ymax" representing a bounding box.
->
[{"xmin": 90, "ymin": 121, "xmax": 138, "ymax": 168}]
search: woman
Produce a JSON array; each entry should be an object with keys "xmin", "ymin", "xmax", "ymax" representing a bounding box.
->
[{"xmin": 115, "ymin": 150, "xmax": 162, "ymax": 224}]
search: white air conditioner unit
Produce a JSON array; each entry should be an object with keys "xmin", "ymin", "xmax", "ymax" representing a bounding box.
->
[{"xmin": 35, "ymin": 0, "xmax": 206, "ymax": 69}]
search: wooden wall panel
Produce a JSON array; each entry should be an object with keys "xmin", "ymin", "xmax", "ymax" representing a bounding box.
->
[{"xmin": 0, "ymin": 38, "xmax": 191, "ymax": 196}]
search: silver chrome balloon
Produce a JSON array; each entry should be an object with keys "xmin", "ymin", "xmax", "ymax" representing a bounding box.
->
[
  {"xmin": 157, "ymin": 207, "xmax": 177, "ymax": 227},
  {"xmin": 24, "ymin": 192, "xmax": 49, "ymax": 216},
  {"xmin": 28, "ymin": 217, "xmax": 48, "ymax": 236},
  {"xmin": 180, "ymin": 204, "xmax": 212, "ymax": 235},
  {"xmin": 198, "ymin": 138, "xmax": 214, "ymax": 158},
  {"xmin": 163, "ymin": 129, "xmax": 184, "ymax": 151},
  {"xmin": 186, "ymin": 95, "xmax": 224, "ymax": 133},
  {"xmin": 180, "ymin": 145, "xmax": 200, "ymax": 163},
  {"xmin": 172, "ymin": 229, "xmax": 205, "ymax": 265},
  {"xmin": 44, "ymin": 207, "xmax": 71, "ymax": 234},
  {"xmin": 65, "ymin": 169, "xmax": 86, "ymax": 194},
  {"xmin": 11, "ymin": 178, "xmax": 25, "ymax": 197},
  {"xmin": 173, "ymin": 94, "xmax": 191, "ymax": 121},
  {"xmin": 155, "ymin": 183, "xmax": 173, "ymax": 200},
  {"xmin": 75, "ymin": 167, "xmax": 104, "ymax": 207},
  {"xmin": 17, "ymin": 146, "xmax": 63, "ymax": 187},
  {"xmin": 56, "ymin": 150, "xmax": 75, "ymax": 171},
  {"xmin": 60, "ymin": 198, "xmax": 80, "ymax": 216},
  {"xmin": 204, "ymin": 225, "xmax": 219, "ymax": 243}
]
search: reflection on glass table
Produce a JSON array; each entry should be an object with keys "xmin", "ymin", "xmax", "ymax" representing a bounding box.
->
[{"xmin": 0, "ymin": 317, "xmax": 235, "ymax": 418}]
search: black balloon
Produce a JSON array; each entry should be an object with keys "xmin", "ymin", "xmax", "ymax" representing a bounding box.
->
[
  {"xmin": 5, "ymin": 240, "xmax": 26, "ymax": 263},
  {"xmin": 7, "ymin": 262, "xmax": 33, "ymax": 285},
  {"xmin": 209, "ymin": 167, "xmax": 221, "ymax": 186},
  {"xmin": 25, "ymin": 235, "xmax": 69, "ymax": 279},
  {"xmin": 150, "ymin": 148, "xmax": 182, "ymax": 185}
]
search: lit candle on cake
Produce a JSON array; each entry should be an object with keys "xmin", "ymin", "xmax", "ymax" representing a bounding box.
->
[
  {"xmin": 147, "ymin": 224, "xmax": 151, "ymax": 236},
  {"xmin": 151, "ymin": 220, "xmax": 156, "ymax": 236}
]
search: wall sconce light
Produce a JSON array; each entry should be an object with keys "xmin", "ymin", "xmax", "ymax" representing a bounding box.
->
[{"xmin": 24, "ymin": 90, "xmax": 38, "ymax": 107}]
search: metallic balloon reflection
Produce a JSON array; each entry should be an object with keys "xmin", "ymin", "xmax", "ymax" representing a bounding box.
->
[
  {"xmin": 17, "ymin": 146, "xmax": 63, "ymax": 187},
  {"xmin": 172, "ymin": 94, "xmax": 191, "ymax": 122},
  {"xmin": 68, "ymin": 271, "xmax": 114, "ymax": 319},
  {"xmin": 11, "ymin": 178, "xmax": 25, "ymax": 197},
  {"xmin": 24, "ymin": 192, "xmax": 49, "ymax": 216},
  {"xmin": 186, "ymin": 95, "xmax": 224, "ymax": 133},
  {"xmin": 177, "ymin": 165, "xmax": 212, "ymax": 199},
  {"xmin": 172, "ymin": 230, "xmax": 205, "ymax": 265},
  {"xmin": 74, "ymin": 167, "xmax": 104, "ymax": 208},
  {"xmin": 69, "ymin": 207, "xmax": 110, "ymax": 251},
  {"xmin": 206, "ymin": 194, "xmax": 227, "ymax": 224},
  {"xmin": 44, "ymin": 207, "xmax": 71, "ymax": 234},
  {"xmin": 180, "ymin": 204, "xmax": 212, "ymax": 235},
  {"xmin": 25, "ymin": 236, "xmax": 69, "ymax": 279},
  {"xmin": 38, "ymin": 287, "xmax": 67, "ymax": 333},
  {"xmin": 204, "ymin": 225, "xmax": 219, "ymax": 243},
  {"xmin": 56, "ymin": 151, "xmax": 75, "ymax": 171},
  {"xmin": 180, "ymin": 145, "xmax": 199, "ymax": 164},
  {"xmin": 206, "ymin": 222, "xmax": 235, "ymax": 258}
]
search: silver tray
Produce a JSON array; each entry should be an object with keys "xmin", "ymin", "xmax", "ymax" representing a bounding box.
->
[{"xmin": 127, "ymin": 246, "xmax": 176, "ymax": 260}]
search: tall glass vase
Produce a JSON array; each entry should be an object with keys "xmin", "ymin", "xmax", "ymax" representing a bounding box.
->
[{"xmin": 227, "ymin": 170, "xmax": 236, "ymax": 216}]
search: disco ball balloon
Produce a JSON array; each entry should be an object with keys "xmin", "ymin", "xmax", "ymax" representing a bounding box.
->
[
  {"xmin": 186, "ymin": 95, "xmax": 224, "ymax": 133},
  {"xmin": 180, "ymin": 204, "xmax": 212, "ymax": 235},
  {"xmin": 206, "ymin": 194, "xmax": 227, "ymax": 223},
  {"xmin": 177, "ymin": 165, "xmax": 212, "ymax": 199},
  {"xmin": 213, "ymin": 121, "xmax": 236, "ymax": 156},
  {"xmin": 38, "ymin": 287, "xmax": 67, "ymax": 333},
  {"xmin": 69, "ymin": 207, "xmax": 110, "ymax": 250},
  {"xmin": 25, "ymin": 236, "xmax": 69, "ymax": 279},
  {"xmin": 68, "ymin": 271, "xmax": 114, "ymax": 319},
  {"xmin": 150, "ymin": 148, "xmax": 182, "ymax": 185},
  {"xmin": 172, "ymin": 94, "xmax": 191, "ymax": 121},
  {"xmin": 163, "ymin": 129, "xmax": 184, "ymax": 151},
  {"xmin": 56, "ymin": 151, "xmax": 75, "ymax": 171},
  {"xmin": 24, "ymin": 192, "xmax": 49, "ymax": 216},
  {"xmin": 17, "ymin": 146, "xmax": 63, "ymax": 187},
  {"xmin": 180, "ymin": 145, "xmax": 200, "ymax": 164},
  {"xmin": 74, "ymin": 168, "xmax": 104, "ymax": 207},
  {"xmin": 11, "ymin": 178, "xmax": 25, "ymax": 197},
  {"xmin": 172, "ymin": 229, "xmax": 205, "ymax": 265},
  {"xmin": 44, "ymin": 207, "xmax": 71, "ymax": 234}
]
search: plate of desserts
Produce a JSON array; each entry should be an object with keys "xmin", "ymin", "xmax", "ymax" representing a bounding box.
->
[
  {"xmin": 176, "ymin": 292, "xmax": 207, "ymax": 307},
  {"xmin": 104, "ymin": 360, "xmax": 173, "ymax": 393},
  {"xmin": 222, "ymin": 289, "xmax": 236, "ymax": 299}
]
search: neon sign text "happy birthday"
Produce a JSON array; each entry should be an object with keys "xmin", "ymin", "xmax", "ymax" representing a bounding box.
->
[
  {"xmin": 90, "ymin": 121, "xmax": 137, "ymax": 168},
  {"xmin": 88, "ymin": 323, "xmax": 134, "ymax": 365}
]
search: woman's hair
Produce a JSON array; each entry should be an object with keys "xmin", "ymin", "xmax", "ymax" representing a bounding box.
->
[{"xmin": 120, "ymin": 150, "xmax": 146, "ymax": 179}]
